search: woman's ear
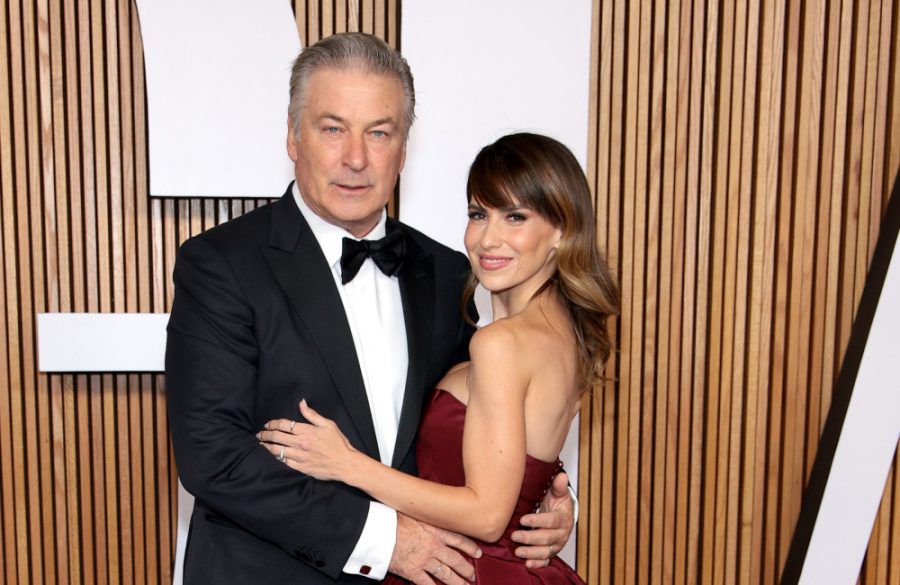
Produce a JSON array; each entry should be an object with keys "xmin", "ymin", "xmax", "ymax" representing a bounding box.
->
[{"xmin": 553, "ymin": 227, "xmax": 563, "ymax": 250}]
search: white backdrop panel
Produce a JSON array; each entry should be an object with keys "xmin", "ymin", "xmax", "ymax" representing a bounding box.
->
[
  {"xmin": 401, "ymin": 0, "xmax": 593, "ymax": 568},
  {"xmin": 799, "ymin": 234, "xmax": 900, "ymax": 584},
  {"xmin": 37, "ymin": 313, "xmax": 168, "ymax": 372},
  {"xmin": 135, "ymin": 0, "xmax": 299, "ymax": 197}
]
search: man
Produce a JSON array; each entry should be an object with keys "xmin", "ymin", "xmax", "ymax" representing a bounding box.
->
[{"xmin": 166, "ymin": 33, "xmax": 574, "ymax": 584}]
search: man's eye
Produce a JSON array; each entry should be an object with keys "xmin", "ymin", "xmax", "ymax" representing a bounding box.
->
[
  {"xmin": 371, "ymin": 130, "xmax": 387, "ymax": 138},
  {"xmin": 324, "ymin": 126, "xmax": 340, "ymax": 134}
]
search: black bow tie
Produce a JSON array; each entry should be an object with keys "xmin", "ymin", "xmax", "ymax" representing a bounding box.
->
[{"xmin": 340, "ymin": 231, "xmax": 406, "ymax": 284}]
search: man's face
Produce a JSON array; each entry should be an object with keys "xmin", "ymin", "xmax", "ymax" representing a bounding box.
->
[{"xmin": 287, "ymin": 68, "xmax": 407, "ymax": 238}]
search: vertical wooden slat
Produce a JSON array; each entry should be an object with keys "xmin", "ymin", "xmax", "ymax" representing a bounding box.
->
[
  {"xmin": 648, "ymin": 0, "xmax": 670, "ymax": 581},
  {"xmin": 362, "ymin": 0, "xmax": 375, "ymax": 34},
  {"xmin": 0, "ymin": 1, "xmax": 19, "ymax": 580},
  {"xmin": 732, "ymin": 1, "xmax": 762, "ymax": 583},
  {"xmin": 12, "ymin": 0, "xmax": 45, "ymax": 580},
  {"xmin": 595, "ymin": 1, "xmax": 616, "ymax": 581},
  {"xmin": 47, "ymin": 0, "xmax": 76, "ymax": 582},
  {"xmin": 387, "ymin": 0, "xmax": 397, "ymax": 48},
  {"xmin": 347, "ymin": 0, "xmax": 359, "ymax": 33},
  {"xmin": 666, "ymin": 2, "xmax": 691, "ymax": 583},
  {"xmin": 748, "ymin": 1, "xmax": 785, "ymax": 583},
  {"xmin": 618, "ymin": 1, "xmax": 639, "ymax": 582},
  {"xmin": 687, "ymin": 3, "xmax": 715, "ymax": 582},
  {"xmin": 336, "ymin": 0, "xmax": 347, "ymax": 34},
  {"xmin": 703, "ymin": 1, "xmax": 734, "ymax": 579},
  {"xmin": 855, "ymin": 0, "xmax": 882, "ymax": 294},
  {"xmin": 578, "ymin": 0, "xmax": 602, "ymax": 576},
  {"xmin": 633, "ymin": 2, "xmax": 653, "ymax": 582}
]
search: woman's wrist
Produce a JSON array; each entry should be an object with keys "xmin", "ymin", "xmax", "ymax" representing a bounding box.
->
[{"xmin": 342, "ymin": 449, "xmax": 369, "ymax": 488}]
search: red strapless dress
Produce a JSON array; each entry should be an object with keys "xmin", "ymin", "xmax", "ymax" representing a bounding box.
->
[{"xmin": 383, "ymin": 389, "xmax": 585, "ymax": 584}]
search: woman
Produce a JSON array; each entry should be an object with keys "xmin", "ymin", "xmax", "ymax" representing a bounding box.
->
[{"xmin": 260, "ymin": 133, "xmax": 619, "ymax": 583}]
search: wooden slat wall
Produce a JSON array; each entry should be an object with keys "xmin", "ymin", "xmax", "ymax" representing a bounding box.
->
[
  {"xmin": 577, "ymin": 0, "xmax": 900, "ymax": 584},
  {"xmin": 3, "ymin": 1, "xmax": 898, "ymax": 583},
  {"xmin": 0, "ymin": 1, "xmax": 398, "ymax": 583}
]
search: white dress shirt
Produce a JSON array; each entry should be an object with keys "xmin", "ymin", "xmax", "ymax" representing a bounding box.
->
[{"xmin": 292, "ymin": 185, "xmax": 407, "ymax": 580}]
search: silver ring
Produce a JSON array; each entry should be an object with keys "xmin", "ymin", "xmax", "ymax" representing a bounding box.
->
[
  {"xmin": 433, "ymin": 562, "xmax": 443, "ymax": 576},
  {"xmin": 289, "ymin": 420, "xmax": 296, "ymax": 432},
  {"xmin": 278, "ymin": 445, "xmax": 286, "ymax": 462}
]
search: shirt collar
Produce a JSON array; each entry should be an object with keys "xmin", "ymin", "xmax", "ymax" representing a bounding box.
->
[{"xmin": 292, "ymin": 182, "xmax": 387, "ymax": 270}]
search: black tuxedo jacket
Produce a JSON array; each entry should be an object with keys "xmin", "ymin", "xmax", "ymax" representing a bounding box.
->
[{"xmin": 166, "ymin": 186, "xmax": 475, "ymax": 584}]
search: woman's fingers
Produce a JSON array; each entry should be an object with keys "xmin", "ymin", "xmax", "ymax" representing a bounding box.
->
[
  {"xmin": 299, "ymin": 399, "xmax": 334, "ymax": 428},
  {"xmin": 257, "ymin": 429, "xmax": 298, "ymax": 445},
  {"xmin": 264, "ymin": 418, "xmax": 295, "ymax": 433}
]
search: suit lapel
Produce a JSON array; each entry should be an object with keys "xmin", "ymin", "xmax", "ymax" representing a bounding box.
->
[
  {"xmin": 261, "ymin": 190, "xmax": 381, "ymax": 459},
  {"xmin": 390, "ymin": 220, "xmax": 435, "ymax": 468}
]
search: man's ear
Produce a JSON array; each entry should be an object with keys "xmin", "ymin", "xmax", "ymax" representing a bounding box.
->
[
  {"xmin": 286, "ymin": 115, "xmax": 298, "ymax": 161},
  {"xmin": 398, "ymin": 139, "xmax": 408, "ymax": 173}
]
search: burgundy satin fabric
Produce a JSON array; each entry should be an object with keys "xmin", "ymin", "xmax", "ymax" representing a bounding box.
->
[{"xmin": 383, "ymin": 389, "xmax": 585, "ymax": 584}]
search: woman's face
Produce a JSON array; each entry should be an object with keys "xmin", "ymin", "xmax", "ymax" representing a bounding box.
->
[{"xmin": 464, "ymin": 199, "xmax": 562, "ymax": 298}]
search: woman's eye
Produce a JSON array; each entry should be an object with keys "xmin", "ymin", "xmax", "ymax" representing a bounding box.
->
[
  {"xmin": 507, "ymin": 213, "xmax": 526, "ymax": 222},
  {"xmin": 467, "ymin": 211, "xmax": 485, "ymax": 220}
]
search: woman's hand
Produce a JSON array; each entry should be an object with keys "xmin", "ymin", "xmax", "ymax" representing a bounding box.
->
[{"xmin": 258, "ymin": 400, "xmax": 360, "ymax": 482}]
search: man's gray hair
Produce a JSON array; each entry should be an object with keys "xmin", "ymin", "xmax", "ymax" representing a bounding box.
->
[{"xmin": 288, "ymin": 32, "xmax": 415, "ymax": 135}]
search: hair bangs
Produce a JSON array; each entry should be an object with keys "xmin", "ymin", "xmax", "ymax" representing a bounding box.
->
[{"xmin": 466, "ymin": 142, "xmax": 555, "ymax": 221}]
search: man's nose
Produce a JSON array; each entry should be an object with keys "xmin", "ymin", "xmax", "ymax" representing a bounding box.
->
[{"xmin": 342, "ymin": 134, "xmax": 368, "ymax": 171}]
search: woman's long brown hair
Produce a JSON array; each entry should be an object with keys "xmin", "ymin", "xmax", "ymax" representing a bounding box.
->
[{"xmin": 463, "ymin": 133, "xmax": 620, "ymax": 392}]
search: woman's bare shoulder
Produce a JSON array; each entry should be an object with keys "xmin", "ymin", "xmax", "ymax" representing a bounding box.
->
[{"xmin": 469, "ymin": 319, "xmax": 524, "ymax": 359}]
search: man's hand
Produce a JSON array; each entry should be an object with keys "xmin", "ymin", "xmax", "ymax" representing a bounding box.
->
[
  {"xmin": 510, "ymin": 471, "xmax": 575, "ymax": 568},
  {"xmin": 389, "ymin": 513, "xmax": 481, "ymax": 585}
]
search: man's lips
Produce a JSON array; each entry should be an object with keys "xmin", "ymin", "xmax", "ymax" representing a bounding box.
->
[
  {"xmin": 478, "ymin": 255, "xmax": 512, "ymax": 270},
  {"xmin": 334, "ymin": 183, "xmax": 370, "ymax": 192}
]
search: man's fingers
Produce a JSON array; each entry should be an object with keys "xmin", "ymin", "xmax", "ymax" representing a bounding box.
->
[
  {"xmin": 392, "ymin": 515, "xmax": 476, "ymax": 584},
  {"xmin": 510, "ymin": 527, "xmax": 567, "ymax": 546},
  {"xmin": 514, "ymin": 542, "xmax": 561, "ymax": 560},
  {"xmin": 433, "ymin": 526, "xmax": 482, "ymax": 559},
  {"xmin": 434, "ymin": 548, "xmax": 475, "ymax": 583},
  {"xmin": 428, "ymin": 563, "xmax": 467, "ymax": 585},
  {"xmin": 519, "ymin": 509, "xmax": 566, "ymax": 530},
  {"xmin": 549, "ymin": 471, "xmax": 569, "ymax": 497}
]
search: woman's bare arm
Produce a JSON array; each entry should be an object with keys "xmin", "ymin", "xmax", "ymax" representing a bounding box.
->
[{"xmin": 259, "ymin": 324, "xmax": 529, "ymax": 542}]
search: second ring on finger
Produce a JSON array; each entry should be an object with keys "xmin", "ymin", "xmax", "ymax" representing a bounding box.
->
[{"xmin": 432, "ymin": 561, "xmax": 444, "ymax": 577}]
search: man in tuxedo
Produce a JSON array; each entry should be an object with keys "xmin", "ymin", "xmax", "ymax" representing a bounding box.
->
[{"xmin": 166, "ymin": 32, "xmax": 574, "ymax": 584}]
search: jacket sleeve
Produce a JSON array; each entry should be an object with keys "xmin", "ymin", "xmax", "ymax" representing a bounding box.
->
[{"xmin": 165, "ymin": 235, "xmax": 370, "ymax": 579}]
